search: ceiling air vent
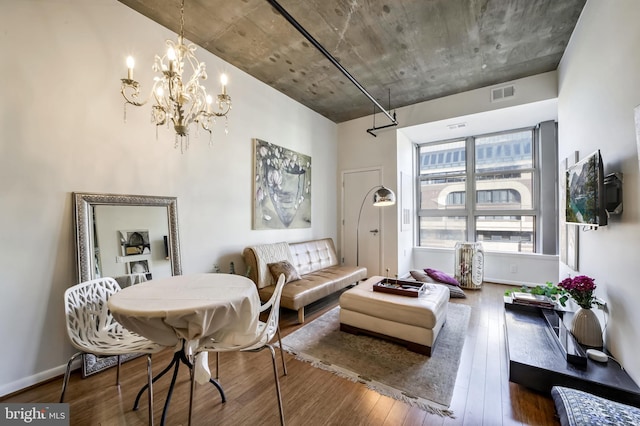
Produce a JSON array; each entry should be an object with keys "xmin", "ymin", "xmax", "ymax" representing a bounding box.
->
[
  {"xmin": 447, "ymin": 122, "xmax": 467, "ymax": 130},
  {"xmin": 491, "ymin": 85, "xmax": 515, "ymax": 102}
]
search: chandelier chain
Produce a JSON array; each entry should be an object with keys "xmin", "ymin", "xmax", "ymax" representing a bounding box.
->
[{"xmin": 179, "ymin": 0, "xmax": 185, "ymax": 41}]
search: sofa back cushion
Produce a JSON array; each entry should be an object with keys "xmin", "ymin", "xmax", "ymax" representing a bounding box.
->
[
  {"xmin": 289, "ymin": 238, "xmax": 338, "ymax": 276},
  {"xmin": 244, "ymin": 241, "xmax": 295, "ymax": 289}
]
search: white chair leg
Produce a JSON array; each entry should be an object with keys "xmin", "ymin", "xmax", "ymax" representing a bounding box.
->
[
  {"xmin": 147, "ymin": 354, "xmax": 154, "ymax": 426},
  {"xmin": 276, "ymin": 327, "xmax": 287, "ymax": 376},
  {"xmin": 188, "ymin": 360, "xmax": 196, "ymax": 426},
  {"xmin": 116, "ymin": 354, "xmax": 122, "ymax": 386},
  {"xmin": 267, "ymin": 345, "xmax": 285, "ymax": 426},
  {"xmin": 60, "ymin": 352, "xmax": 83, "ymax": 403},
  {"xmin": 215, "ymin": 352, "xmax": 220, "ymax": 380}
]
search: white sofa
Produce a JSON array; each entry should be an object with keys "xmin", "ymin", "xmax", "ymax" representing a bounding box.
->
[{"xmin": 243, "ymin": 238, "xmax": 367, "ymax": 323}]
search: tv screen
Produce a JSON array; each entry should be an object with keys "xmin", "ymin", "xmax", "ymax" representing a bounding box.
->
[{"xmin": 565, "ymin": 150, "xmax": 607, "ymax": 227}]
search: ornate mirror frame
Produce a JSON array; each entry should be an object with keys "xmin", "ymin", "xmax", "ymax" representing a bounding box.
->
[{"xmin": 73, "ymin": 192, "xmax": 182, "ymax": 376}]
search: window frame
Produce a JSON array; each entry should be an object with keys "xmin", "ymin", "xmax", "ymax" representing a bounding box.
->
[{"xmin": 416, "ymin": 126, "xmax": 543, "ymax": 252}]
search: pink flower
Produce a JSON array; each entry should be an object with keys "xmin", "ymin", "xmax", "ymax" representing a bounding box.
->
[{"xmin": 558, "ymin": 275, "xmax": 596, "ymax": 309}]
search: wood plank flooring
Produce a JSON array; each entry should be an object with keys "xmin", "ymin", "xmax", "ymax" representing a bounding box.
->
[{"xmin": 1, "ymin": 282, "xmax": 558, "ymax": 425}]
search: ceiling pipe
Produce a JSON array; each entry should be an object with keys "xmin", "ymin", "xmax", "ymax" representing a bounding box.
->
[{"xmin": 266, "ymin": 0, "xmax": 398, "ymax": 130}]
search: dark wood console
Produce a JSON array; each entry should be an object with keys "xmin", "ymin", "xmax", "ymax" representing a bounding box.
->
[{"xmin": 504, "ymin": 301, "xmax": 640, "ymax": 407}]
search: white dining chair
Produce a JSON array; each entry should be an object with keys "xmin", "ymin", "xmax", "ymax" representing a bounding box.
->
[
  {"xmin": 61, "ymin": 277, "xmax": 167, "ymax": 426},
  {"xmin": 190, "ymin": 273, "xmax": 288, "ymax": 425},
  {"xmin": 213, "ymin": 283, "xmax": 288, "ymax": 380}
]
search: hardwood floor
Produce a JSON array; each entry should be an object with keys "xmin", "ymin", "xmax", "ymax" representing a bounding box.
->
[{"xmin": 2, "ymin": 283, "xmax": 558, "ymax": 425}]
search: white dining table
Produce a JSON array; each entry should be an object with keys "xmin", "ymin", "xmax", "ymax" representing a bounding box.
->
[{"xmin": 107, "ymin": 273, "xmax": 260, "ymax": 425}]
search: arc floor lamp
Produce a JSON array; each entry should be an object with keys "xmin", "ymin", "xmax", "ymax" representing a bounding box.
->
[{"xmin": 356, "ymin": 186, "xmax": 396, "ymax": 266}]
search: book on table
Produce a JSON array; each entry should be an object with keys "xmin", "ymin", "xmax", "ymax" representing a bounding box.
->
[{"xmin": 511, "ymin": 292, "xmax": 556, "ymax": 308}]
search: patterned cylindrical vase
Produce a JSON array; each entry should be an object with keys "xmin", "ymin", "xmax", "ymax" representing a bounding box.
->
[
  {"xmin": 570, "ymin": 307, "xmax": 603, "ymax": 347},
  {"xmin": 454, "ymin": 242, "xmax": 484, "ymax": 289}
]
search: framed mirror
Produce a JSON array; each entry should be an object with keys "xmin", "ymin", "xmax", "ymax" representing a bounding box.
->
[{"xmin": 73, "ymin": 192, "xmax": 182, "ymax": 376}]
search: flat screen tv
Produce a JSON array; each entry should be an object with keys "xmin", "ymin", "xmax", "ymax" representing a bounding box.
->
[{"xmin": 566, "ymin": 150, "xmax": 607, "ymax": 227}]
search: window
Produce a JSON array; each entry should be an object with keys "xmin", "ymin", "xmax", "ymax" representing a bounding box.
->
[{"xmin": 417, "ymin": 128, "xmax": 546, "ymax": 253}]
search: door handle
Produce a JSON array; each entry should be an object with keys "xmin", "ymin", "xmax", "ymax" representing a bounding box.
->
[{"xmin": 369, "ymin": 229, "xmax": 379, "ymax": 235}]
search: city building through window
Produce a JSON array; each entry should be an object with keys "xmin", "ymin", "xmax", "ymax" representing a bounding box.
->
[{"xmin": 416, "ymin": 127, "xmax": 556, "ymax": 253}]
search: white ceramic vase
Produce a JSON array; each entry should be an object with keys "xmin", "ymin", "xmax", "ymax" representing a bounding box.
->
[{"xmin": 570, "ymin": 307, "xmax": 603, "ymax": 347}]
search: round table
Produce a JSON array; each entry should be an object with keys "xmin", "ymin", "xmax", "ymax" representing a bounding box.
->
[
  {"xmin": 107, "ymin": 273, "xmax": 260, "ymax": 425},
  {"xmin": 108, "ymin": 273, "xmax": 260, "ymax": 348}
]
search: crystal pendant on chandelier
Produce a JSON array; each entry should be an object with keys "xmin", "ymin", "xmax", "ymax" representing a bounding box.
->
[{"xmin": 119, "ymin": 0, "xmax": 231, "ymax": 151}]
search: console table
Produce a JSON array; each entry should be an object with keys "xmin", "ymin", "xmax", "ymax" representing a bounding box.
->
[{"xmin": 504, "ymin": 301, "xmax": 640, "ymax": 407}]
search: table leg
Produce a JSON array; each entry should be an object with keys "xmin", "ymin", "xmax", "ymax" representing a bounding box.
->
[
  {"xmin": 160, "ymin": 354, "xmax": 182, "ymax": 426},
  {"xmin": 177, "ymin": 349, "xmax": 226, "ymax": 403},
  {"xmin": 133, "ymin": 351, "xmax": 180, "ymax": 411},
  {"xmin": 132, "ymin": 347, "xmax": 227, "ymax": 426}
]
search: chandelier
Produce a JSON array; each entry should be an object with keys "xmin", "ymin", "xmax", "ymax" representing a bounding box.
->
[{"xmin": 120, "ymin": 0, "xmax": 231, "ymax": 152}]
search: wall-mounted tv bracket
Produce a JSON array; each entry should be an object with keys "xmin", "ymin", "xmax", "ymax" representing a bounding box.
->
[{"xmin": 604, "ymin": 172, "xmax": 623, "ymax": 215}]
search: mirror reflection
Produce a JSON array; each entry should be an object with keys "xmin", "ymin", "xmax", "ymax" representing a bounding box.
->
[
  {"xmin": 74, "ymin": 192, "xmax": 182, "ymax": 284},
  {"xmin": 93, "ymin": 205, "xmax": 172, "ymax": 285}
]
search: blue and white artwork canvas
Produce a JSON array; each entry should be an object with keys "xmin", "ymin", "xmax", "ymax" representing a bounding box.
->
[{"xmin": 253, "ymin": 139, "xmax": 311, "ymax": 230}]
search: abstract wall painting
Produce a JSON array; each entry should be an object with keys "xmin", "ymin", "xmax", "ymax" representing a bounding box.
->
[{"xmin": 253, "ymin": 139, "xmax": 311, "ymax": 230}]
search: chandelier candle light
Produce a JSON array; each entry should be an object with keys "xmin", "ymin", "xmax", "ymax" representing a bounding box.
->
[{"xmin": 120, "ymin": 0, "xmax": 231, "ymax": 152}]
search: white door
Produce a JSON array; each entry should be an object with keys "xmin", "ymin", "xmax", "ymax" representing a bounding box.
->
[{"xmin": 342, "ymin": 169, "xmax": 383, "ymax": 277}]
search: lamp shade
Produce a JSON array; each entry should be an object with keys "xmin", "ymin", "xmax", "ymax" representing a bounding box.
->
[{"xmin": 373, "ymin": 186, "xmax": 396, "ymax": 206}]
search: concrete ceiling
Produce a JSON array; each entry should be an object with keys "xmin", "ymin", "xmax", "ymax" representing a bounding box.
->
[{"xmin": 118, "ymin": 0, "xmax": 586, "ymax": 123}]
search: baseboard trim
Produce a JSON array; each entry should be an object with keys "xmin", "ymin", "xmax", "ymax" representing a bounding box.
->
[{"xmin": 0, "ymin": 359, "xmax": 80, "ymax": 398}]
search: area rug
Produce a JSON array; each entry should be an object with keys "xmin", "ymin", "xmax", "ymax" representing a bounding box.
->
[{"xmin": 278, "ymin": 304, "xmax": 471, "ymax": 418}]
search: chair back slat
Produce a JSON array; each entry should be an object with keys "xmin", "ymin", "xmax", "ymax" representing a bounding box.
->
[
  {"xmin": 64, "ymin": 277, "xmax": 123, "ymax": 351},
  {"xmin": 258, "ymin": 274, "xmax": 287, "ymax": 343}
]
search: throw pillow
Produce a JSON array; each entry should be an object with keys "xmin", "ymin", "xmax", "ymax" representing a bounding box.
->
[
  {"xmin": 268, "ymin": 260, "xmax": 301, "ymax": 284},
  {"xmin": 409, "ymin": 270, "xmax": 466, "ymax": 298},
  {"xmin": 424, "ymin": 268, "xmax": 460, "ymax": 286}
]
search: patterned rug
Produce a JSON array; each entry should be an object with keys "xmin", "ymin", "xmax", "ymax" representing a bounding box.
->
[{"xmin": 279, "ymin": 303, "xmax": 471, "ymax": 417}]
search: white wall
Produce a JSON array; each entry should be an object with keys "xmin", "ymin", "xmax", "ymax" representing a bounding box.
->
[
  {"xmin": 337, "ymin": 123, "xmax": 399, "ymax": 275},
  {"xmin": 338, "ymin": 72, "xmax": 559, "ymax": 280},
  {"xmin": 558, "ymin": 0, "xmax": 640, "ymax": 383},
  {"xmin": 396, "ymin": 131, "xmax": 414, "ymax": 276},
  {"xmin": 0, "ymin": 0, "xmax": 337, "ymax": 395},
  {"xmin": 412, "ymin": 248, "xmax": 558, "ymax": 287}
]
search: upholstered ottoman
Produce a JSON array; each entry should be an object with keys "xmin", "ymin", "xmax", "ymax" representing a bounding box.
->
[{"xmin": 339, "ymin": 275, "xmax": 449, "ymax": 355}]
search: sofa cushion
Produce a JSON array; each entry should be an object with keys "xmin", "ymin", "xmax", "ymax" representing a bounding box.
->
[
  {"xmin": 289, "ymin": 238, "xmax": 339, "ymax": 276},
  {"xmin": 410, "ymin": 270, "xmax": 466, "ymax": 298},
  {"xmin": 244, "ymin": 241, "xmax": 295, "ymax": 289},
  {"xmin": 268, "ymin": 260, "xmax": 300, "ymax": 284},
  {"xmin": 259, "ymin": 265, "xmax": 367, "ymax": 311},
  {"xmin": 551, "ymin": 386, "xmax": 640, "ymax": 426}
]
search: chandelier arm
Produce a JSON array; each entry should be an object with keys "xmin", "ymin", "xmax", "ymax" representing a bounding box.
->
[
  {"xmin": 211, "ymin": 104, "xmax": 231, "ymax": 117},
  {"xmin": 200, "ymin": 117, "xmax": 214, "ymax": 134},
  {"xmin": 121, "ymin": 80, "xmax": 150, "ymax": 107}
]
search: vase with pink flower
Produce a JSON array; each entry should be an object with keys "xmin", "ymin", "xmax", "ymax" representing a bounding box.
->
[{"xmin": 558, "ymin": 275, "xmax": 603, "ymax": 347}]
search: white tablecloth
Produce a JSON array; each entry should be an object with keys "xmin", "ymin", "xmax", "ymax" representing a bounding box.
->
[{"xmin": 108, "ymin": 273, "xmax": 260, "ymax": 383}]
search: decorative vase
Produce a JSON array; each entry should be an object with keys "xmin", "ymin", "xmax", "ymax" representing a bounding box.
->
[
  {"xmin": 454, "ymin": 242, "xmax": 484, "ymax": 289},
  {"xmin": 570, "ymin": 307, "xmax": 603, "ymax": 347}
]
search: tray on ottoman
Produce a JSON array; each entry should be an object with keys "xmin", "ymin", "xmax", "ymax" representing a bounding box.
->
[{"xmin": 373, "ymin": 278, "xmax": 427, "ymax": 297}]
